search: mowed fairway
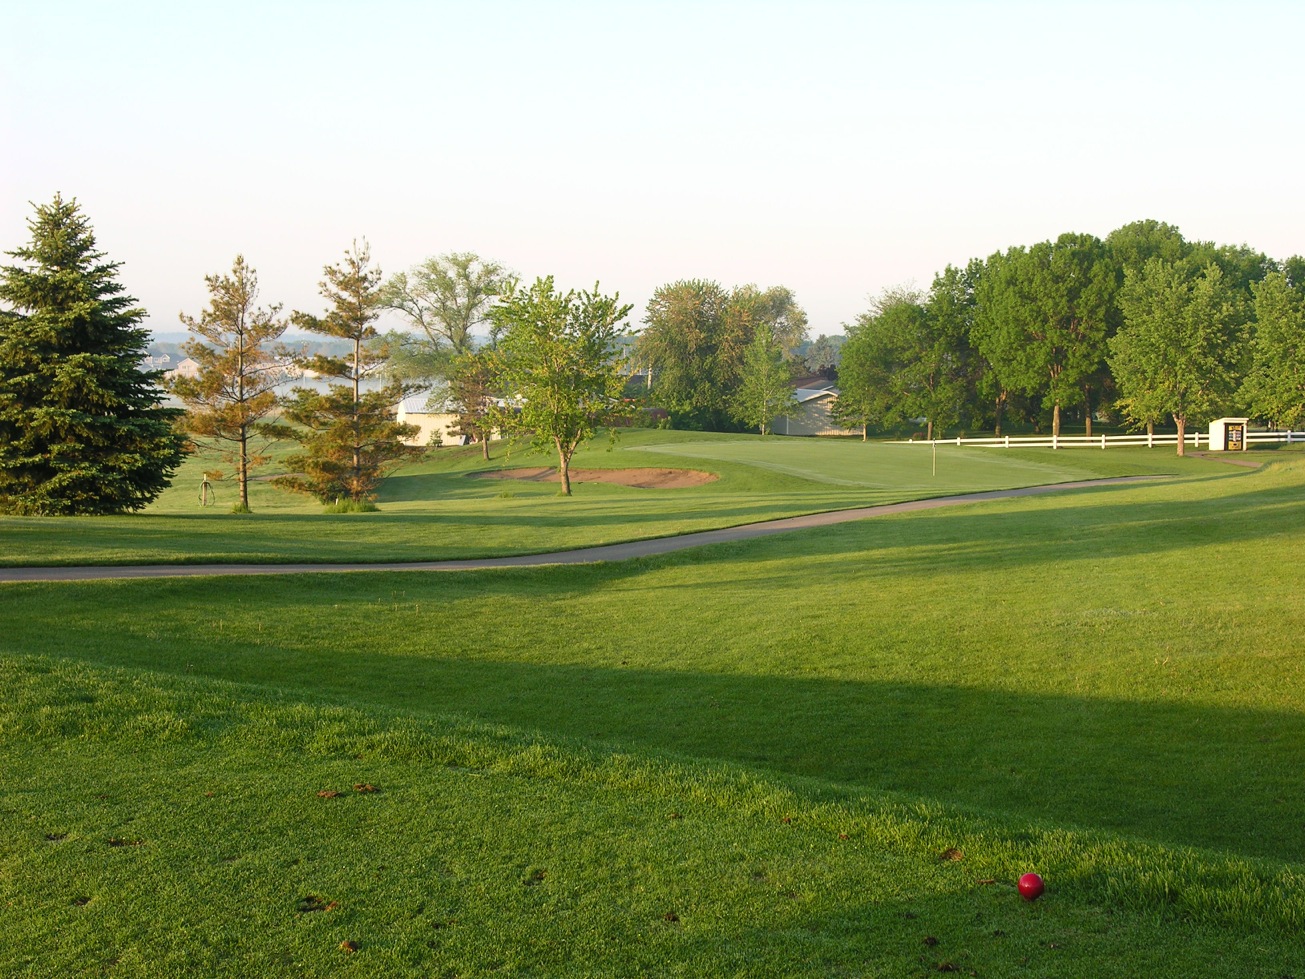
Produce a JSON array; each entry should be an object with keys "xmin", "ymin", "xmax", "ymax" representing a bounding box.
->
[
  {"xmin": 0, "ymin": 430, "xmax": 1225, "ymax": 567},
  {"xmin": 2, "ymin": 440, "xmax": 1304, "ymax": 976}
]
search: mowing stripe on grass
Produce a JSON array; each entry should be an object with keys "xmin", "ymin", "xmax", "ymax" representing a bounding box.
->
[{"xmin": 0, "ymin": 476, "xmax": 1165, "ymax": 582}]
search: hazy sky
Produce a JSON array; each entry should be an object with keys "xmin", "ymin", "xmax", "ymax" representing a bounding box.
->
[{"xmin": 4, "ymin": 0, "xmax": 1303, "ymax": 338}]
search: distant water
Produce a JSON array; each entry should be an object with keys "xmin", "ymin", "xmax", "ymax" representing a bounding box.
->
[{"xmin": 155, "ymin": 374, "xmax": 390, "ymax": 410}]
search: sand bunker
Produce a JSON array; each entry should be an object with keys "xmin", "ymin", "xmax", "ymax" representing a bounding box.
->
[{"xmin": 470, "ymin": 467, "xmax": 717, "ymax": 489}]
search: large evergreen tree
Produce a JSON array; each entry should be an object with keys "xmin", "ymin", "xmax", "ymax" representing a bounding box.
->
[
  {"xmin": 0, "ymin": 195, "xmax": 185, "ymax": 514},
  {"xmin": 277, "ymin": 241, "xmax": 419, "ymax": 508}
]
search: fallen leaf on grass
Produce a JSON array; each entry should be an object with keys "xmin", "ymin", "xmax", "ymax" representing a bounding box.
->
[
  {"xmin": 106, "ymin": 837, "xmax": 143, "ymax": 847},
  {"xmin": 316, "ymin": 790, "xmax": 341, "ymax": 799},
  {"xmin": 339, "ymin": 940, "xmax": 358, "ymax": 953},
  {"xmin": 663, "ymin": 911, "xmax": 679, "ymax": 923},
  {"xmin": 72, "ymin": 896, "xmax": 91, "ymax": 907},
  {"xmin": 938, "ymin": 848, "xmax": 964, "ymax": 862},
  {"xmin": 296, "ymin": 895, "xmax": 338, "ymax": 913},
  {"xmin": 353, "ymin": 783, "xmax": 379, "ymax": 794},
  {"xmin": 923, "ymin": 936, "xmax": 939, "ymax": 947},
  {"xmin": 45, "ymin": 833, "xmax": 67, "ymax": 842},
  {"xmin": 976, "ymin": 878, "xmax": 996, "ymax": 885},
  {"xmin": 667, "ymin": 812, "xmax": 682, "ymax": 820}
]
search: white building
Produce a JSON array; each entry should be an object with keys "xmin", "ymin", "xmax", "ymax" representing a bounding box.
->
[{"xmin": 772, "ymin": 385, "xmax": 856, "ymax": 436}]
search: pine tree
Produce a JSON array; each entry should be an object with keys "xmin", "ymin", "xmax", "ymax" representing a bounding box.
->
[
  {"xmin": 277, "ymin": 241, "xmax": 419, "ymax": 507},
  {"xmin": 169, "ymin": 255, "xmax": 288, "ymax": 512},
  {"xmin": 447, "ymin": 349, "xmax": 499, "ymax": 460},
  {"xmin": 0, "ymin": 195, "xmax": 186, "ymax": 514}
]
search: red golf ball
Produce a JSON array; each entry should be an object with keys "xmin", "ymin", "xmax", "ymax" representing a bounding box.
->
[{"xmin": 1018, "ymin": 873, "xmax": 1045, "ymax": 901}]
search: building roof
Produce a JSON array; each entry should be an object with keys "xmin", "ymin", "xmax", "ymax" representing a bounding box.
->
[
  {"xmin": 794, "ymin": 386, "xmax": 839, "ymax": 404},
  {"xmin": 398, "ymin": 394, "xmax": 447, "ymax": 414}
]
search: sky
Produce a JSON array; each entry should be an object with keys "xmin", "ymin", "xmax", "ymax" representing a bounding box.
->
[{"xmin": 4, "ymin": 0, "xmax": 1304, "ymax": 339}]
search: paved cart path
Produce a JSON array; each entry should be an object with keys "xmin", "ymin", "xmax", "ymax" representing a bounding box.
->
[{"xmin": 0, "ymin": 476, "xmax": 1163, "ymax": 583}]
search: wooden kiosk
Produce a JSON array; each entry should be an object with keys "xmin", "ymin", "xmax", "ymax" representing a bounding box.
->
[{"xmin": 1208, "ymin": 417, "xmax": 1249, "ymax": 451}]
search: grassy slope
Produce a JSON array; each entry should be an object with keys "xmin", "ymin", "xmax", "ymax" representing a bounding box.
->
[
  {"xmin": 2, "ymin": 449, "xmax": 1304, "ymax": 975},
  {"xmin": 0, "ymin": 429, "xmax": 1230, "ymax": 567}
]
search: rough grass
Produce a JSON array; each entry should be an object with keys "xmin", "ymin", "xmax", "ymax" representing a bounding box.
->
[{"xmin": 2, "ymin": 449, "xmax": 1304, "ymax": 975}]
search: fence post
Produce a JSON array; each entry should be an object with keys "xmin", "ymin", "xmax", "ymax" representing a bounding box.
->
[
  {"xmin": 1005, "ymin": 435, "xmax": 1010, "ymax": 448},
  {"xmin": 1101, "ymin": 434, "xmax": 1106, "ymax": 449}
]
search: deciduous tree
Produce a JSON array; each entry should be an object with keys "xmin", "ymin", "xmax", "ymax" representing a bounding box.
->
[
  {"xmin": 1241, "ymin": 269, "xmax": 1305, "ymax": 429},
  {"xmin": 1110, "ymin": 260, "xmax": 1245, "ymax": 456},
  {"xmin": 732, "ymin": 323, "xmax": 797, "ymax": 435},
  {"xmin": 169, "ymin": 255, "xmax": 288, "ymax": 512},
  {"xmin": 973, "ymin": 234, "xmax": 1118, "ymax": 438},
  {"xmin": 636, "ymin": 279, "xmax": 730, "ymax": 428},
  {"xmin": 832, "ymin": 290, "xmax": 921, "ymax": 439},
  {"xmin": 803, "ymin": 334, "xmax": 842, "ymax": 376},
  {"xmin": 381, "ymin": 252, "xmax": 513, "ymax": 382},
  {"xmin": 489, "ymin": 277, "xmax": 632, "ymax": 495},
  {"xmin": 0, "ymin": 195, "xmax": 185, "ymax": 514},
  {"xmin": 636, "ymin": 280, "xmax": 808, "ymax": 430}
]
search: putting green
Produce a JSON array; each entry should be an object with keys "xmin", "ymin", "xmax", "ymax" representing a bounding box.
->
[{"xmin": 632, "ymin": 438, "xmax": 1095, "ymax": 490}]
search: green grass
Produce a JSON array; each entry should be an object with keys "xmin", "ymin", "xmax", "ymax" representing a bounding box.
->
[
  {"xmin": 0, "ymin": 428, "xmax": 1231, "ymax": 567},
  {"xmin": 3, "ymin": 449, "xmax": 1305, "ymax": 975}
]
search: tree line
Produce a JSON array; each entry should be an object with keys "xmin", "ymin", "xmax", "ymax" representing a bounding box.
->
[
  {"xmin": 7, "ymin": 197, "xmax": 1303, "ymax": 516},
  {"xmin": 832, "ymin": 221, "xmax": 1305, "ymax": 454},
  {"xmin": 0, "ymin": 197, "xmax": 634, "ymax": 514}
]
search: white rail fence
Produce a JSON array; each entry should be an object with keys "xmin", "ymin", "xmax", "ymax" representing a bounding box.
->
[{"xmin": 897, "ymin": 431, "xmax": 1305, "ymax": 450}]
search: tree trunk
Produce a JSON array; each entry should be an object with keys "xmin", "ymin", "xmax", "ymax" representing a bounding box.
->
[
  {"xmin": 238, "ymin": 426, "xmax": 250, "ymax": 510},
  {"xmin": 237, "ymin": 344, "xmax": 250, "ymax": 510},
  {"xmin": 352, "ymin": 336, "xmax": 362, "ymax": 497},
  {"xmin": 481, "ymin": 436, "xmax": 490, "ymax": 461},
  {"xmin": 1052, "ymin": 401, "xmax": 1061, "ymax": 439},
  {"xmin": 1083, "ymin": 387, "xmax": 1093, "ymax": 438},
  {"xmin": 1175, "ymin": 415, "xmax": 1186, "ymax": 456},
  {"xmin": 556, "ymin": 438, "xmax": 572, "ymax": 496},
  {"xmin": 994, "ymin": 392, "xmax": 1006, "ymax": 437},
  {"xmin": 862, "ymin": 422, "xmax": 867, "ymax": 442},
  {"xmin": 926, "ymin": 419, "xmax": 934, "ymax": 441}
]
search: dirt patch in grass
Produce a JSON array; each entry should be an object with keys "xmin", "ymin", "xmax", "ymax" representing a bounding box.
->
[{"xmin": 469, "ymin": 467, "xmax": 718, "ymax": 489}]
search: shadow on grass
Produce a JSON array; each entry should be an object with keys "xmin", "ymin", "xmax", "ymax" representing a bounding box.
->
[
  {"xmin": 16, "ymin": 611, "xmax": 1304, "ymax": 866},
  {"xmin": 6, "ymin": 462, "xmax": 1303, "ymax": 865}
]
